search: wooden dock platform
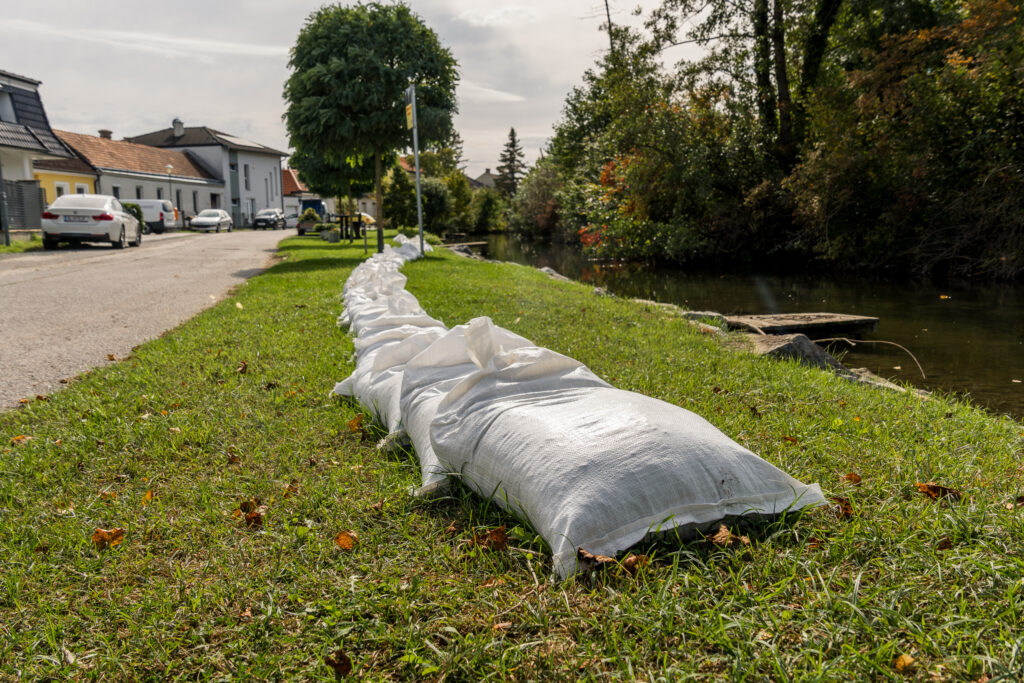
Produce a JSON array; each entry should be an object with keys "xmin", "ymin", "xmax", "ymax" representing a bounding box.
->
[{"xmin": 724, "ymin": 312, "xmax": 878, "ymax": 338}]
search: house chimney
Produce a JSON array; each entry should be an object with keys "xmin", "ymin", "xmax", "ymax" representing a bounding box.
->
[
  {"xmin": 98, "ymin": 129, "xmax": 112, "ymax": 139},
  {"xmin": 172, "ymin": 117, "xmax": 184, "ymax": 138}
]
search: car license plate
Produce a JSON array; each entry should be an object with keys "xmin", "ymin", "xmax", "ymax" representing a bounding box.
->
[{"xmin": 64, "ymin": 216, "xmax": 88, "ymax": 223}]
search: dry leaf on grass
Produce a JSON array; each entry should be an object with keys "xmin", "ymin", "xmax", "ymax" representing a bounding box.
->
[
  {"xmin": 472, "ymin": 526, "xmax": 507, "ymax": 551},
  {"xmin": 245, "ymin": 510, "xmax": 264, "ymax": 528},
  {"xmin": 1004, "ymin": 496, "xmax": 1024, "ymax": 511},
  {"xmin": 236, "ymin": 360, "xmax": 248, "ymax": 374},
  {"xmin": 334, "ymin": 530, "xmax": 358, "ymax": 550},
  {"xmin": 239, "ymin": 607, "xmax": 253, "ymax": 619},
  {"xmin": 444, "ymin": 522, "xmax": 458, "ymax": 535},
  {"xmin": 710, "ymin": 525, "xmax": 750, "ymax": 547},
  {"xmin": 915, "ymin": 482, "xmax": 962, "ymax": 502},
  {"xmin": 830, "ymin": 496, "xmax": 855, "ymax": 520},
  {"xmin": 481, "ymin": 577, "xmax": 506, "ymax": 588},
  {"xmin": 783, "ymin": 436, "xmax": 799, "ymax": 445},
  {"xmin": 98, "ymin": 490, "xmax": 117, "ymax": 501},
  {"xmin": 620, "ymin": 553, "xmax": 650, "ymax": 575},
  {"xmin": 576, "ymin": 547, "xmax": 617, "ymax": 573},
  {"xmin": 844, "ymin": 472, "xmax": 863, "ymax": 485},
  {"xmin": 492, "ymin": 622, "xmax": 512, "ymax": 631},
  {"xmin": 9, "ymin": 435, "xmax": 31, "ymax": 446},
  {"xmin": 227, "ymin": 454, "xmax": 241, "ymax": 466},
  {"xmin": 347, "ymin": 414, "xmax": 364, "ymax": 432},
  {"xmin": 91, "ymin": 527, "xmax": 126, "ymax": 550},
  {"xmin": 283, "ymin": 479, "xmax": 299, "ymax": 498},
  {"xmin": 324, "ymin": 649, "xmax": 352, "ymax": 678},
  {"xmin": 141, "ymin": 489, "xmax": 154, "ymax": 505},
  {"xmin": 367, "ymin": 499, "xmax": 384, "ymax": 512},
  {"xmin": 936, "ymin": 537, "xmax": 953, "ymax": 551},
  {"xmin": 893, "ymin": 653, "xmax": 916, "ymax": 673},
  {"xmin": 35, "ymin": 394, "xmax": 49, "ymax": 402},
  {"xmin": 107, "ymin": 354, "xmax": 116, "ymax": 361}
]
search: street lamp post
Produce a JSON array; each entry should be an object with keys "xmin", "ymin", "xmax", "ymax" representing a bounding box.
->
[{"xmin": 165, "ymin": 164, "xmax": 173, "ymax": 227}]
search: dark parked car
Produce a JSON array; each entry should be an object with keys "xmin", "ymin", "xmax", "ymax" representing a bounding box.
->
[{"xmin": 253, "ymin": 208, "xmax": 285, "ymax": 230}]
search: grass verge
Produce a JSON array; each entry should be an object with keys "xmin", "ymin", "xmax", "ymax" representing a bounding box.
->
[
  {"xmin": 1, "ymin": 235, "xmax": 1022, "ymax": 680},
  {"xmin": 0, "ymin": 235, "xmax": 43, "ymax": 255}
]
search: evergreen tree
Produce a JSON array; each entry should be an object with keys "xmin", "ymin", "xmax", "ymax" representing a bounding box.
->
[{"xmin": 495, "ymin": 127, "xmax": 526, "ymax": 196}]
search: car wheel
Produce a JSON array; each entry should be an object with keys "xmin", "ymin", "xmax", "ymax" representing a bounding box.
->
[
  {"xmin": 113, "ymin": 228, "xmax": 126, "ymax": 249},
  {"xmin": 132, "ymin": 226, "xmax": 142, "ymax": 247},
  {"xmin": 43, "ymin": 237, "xmax": 58, "ymax": 250}
]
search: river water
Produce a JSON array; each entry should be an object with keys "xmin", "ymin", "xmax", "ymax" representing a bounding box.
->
[{"xmin": 475, "ymin": 233, "xmax": 1024, "ymax": 420}]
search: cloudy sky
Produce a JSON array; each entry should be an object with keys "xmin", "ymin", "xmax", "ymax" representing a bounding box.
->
[{"xmin": 1, "ymin": 1, "xmax": 678, "ymax": 178}]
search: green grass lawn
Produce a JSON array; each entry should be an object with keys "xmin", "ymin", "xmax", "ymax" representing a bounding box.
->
[
  {"xmin": 0, "ymin": 235, "xmax": 43, "ymax": 255},
  {"xmin": 1, "ymin": 235, "xmax": 1022, "ymax": 680}
]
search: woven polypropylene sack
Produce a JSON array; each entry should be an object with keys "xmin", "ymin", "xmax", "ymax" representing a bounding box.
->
[
  {"xmin": 430, "ymin": 343, "xmax": 826, "ymax": 578},
  {"xmin": 333, "ymin": 327, "xmax": 446, "ymax": 431},
  {"xmin": 400, "ymin": 318, "xmax": 532, "ymax": 496}
]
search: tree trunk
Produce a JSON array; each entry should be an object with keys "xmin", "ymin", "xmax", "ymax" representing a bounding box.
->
[
  {"xmin": 753, "ymin": 0, "xmax": 777, "ymax": 148},
  {"xmin": 794, "ymin": 0, "xmax": 844, "ymax": 144},
  {"xmin": 772, "ymin": 0, "xmax": 795, "ymax": 171},
  {"xmin": 374, "ymin": 147, "xmax": 384, "ymax": 253}
]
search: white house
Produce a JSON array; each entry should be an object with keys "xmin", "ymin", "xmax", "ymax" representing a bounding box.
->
[
  {"xmin": 0, "ymin": 68, "xmax": 72, "ymax": 237},
  {"xmin": 128, "ymin": 119, "xmax": 286, "ymax": 227},
  {"xmin": 41, "ymin": 129, "xmax": 224, "ymax": 220}
]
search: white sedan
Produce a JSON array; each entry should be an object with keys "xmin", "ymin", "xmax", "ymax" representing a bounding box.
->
[
  {"xmin": 41, "ymin": 194, "xmax": 142, "ymax": 250},
  {"xmin": 190, "ymin": 209, "xmax": 233, "ymax": 232}
]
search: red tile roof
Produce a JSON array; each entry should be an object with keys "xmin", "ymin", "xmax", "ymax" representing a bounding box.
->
[
  {"xmin": 282, "ymin": 168, "xmax": 308, "ymax": 195},
  {"xmin": 54, "ymin": 130, "xmax": 219, "ymax": 180}
]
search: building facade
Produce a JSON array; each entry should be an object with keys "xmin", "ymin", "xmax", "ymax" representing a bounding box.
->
[{"xmin": 129, "ymin": 119, "xmax": 285, "ymax": 227}]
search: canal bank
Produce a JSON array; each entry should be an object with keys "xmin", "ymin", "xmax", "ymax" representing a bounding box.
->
[{"xmin": 467, "ymin": 233, "xmax": 1024, "ymax": 419}]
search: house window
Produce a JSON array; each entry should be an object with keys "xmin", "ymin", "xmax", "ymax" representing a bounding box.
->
[
  {"xmin": 192, "ymin": 191, "xmax": 198, "ymax": 213},
  {"xmin": 243, "ymin": 164, "xmax": 250, "ymax": 190},
  {"xmin": 112, "ymin": 185, "xmax": 120, "ymax": 199},
  {"xmin": 75, "ymin": 183, "xmax": 88, "ymax": 194},
  {"xmin": 176, "ymin": 189, "xmax": 182, "ymax": 211},
  {"xmin": 210, "ymin": 193, "xmax": 220, "ymax": 209},
  {"xmin": 229, "ymin": 163, "xmax": 237, "ymax": 173},
  {"xmin": 0, "ymin": 92, "xmax": 15, "ymax": 123},
  {"xmin": 136, "ymin": 185, "xmax": 143, "ymax": 199},
  {"xmin": 54, "ymin": 182, "xmax": 69, "ymax": 198},
  {"xmin": 264, "ymin": 178, "xmax": 269, "ymax": 203},
  {"xmin": 156, "ymin": 188, "xmax": 163, "ymax": 199}
]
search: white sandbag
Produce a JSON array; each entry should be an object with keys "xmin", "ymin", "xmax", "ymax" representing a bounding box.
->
[
  {"xmin": 400, "ymin": 318, "xmax": 532, "ymax": 496},
  {"xmin": 430, "ymin": 341, "xmax": 826, "ymax": 578},
  {"xmin": 333, "ymin": 326, "xmax": 446, "ymax": 430},
  {"xmin": 346, "ymin": 290, "xmax": 426, "ymax": 335}
]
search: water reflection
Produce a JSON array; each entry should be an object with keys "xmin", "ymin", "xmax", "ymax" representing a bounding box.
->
[{"xmin": 477, "ymin": 233, "xmax": 1024, "ymax": 419}]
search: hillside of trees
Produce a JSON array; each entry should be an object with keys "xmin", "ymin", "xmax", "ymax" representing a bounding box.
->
[{"xmin": 510, "ymin": 0, "xmax": 1024, "ymax": 280}]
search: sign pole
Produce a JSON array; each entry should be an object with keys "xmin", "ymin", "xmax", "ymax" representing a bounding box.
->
[{"xmin": 405, "ymin": 85, "xmax": 425, "ymax": 255}]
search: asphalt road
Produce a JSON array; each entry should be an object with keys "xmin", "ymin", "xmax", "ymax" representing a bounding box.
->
[{"xmin": 0, "ymin": 230, "xmax": 287, "ymax": 410}]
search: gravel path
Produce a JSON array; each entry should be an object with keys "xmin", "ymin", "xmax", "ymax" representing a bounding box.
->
[{"xmin": 0, "ymin": 230, "xmax": 287, "ymax": 410}]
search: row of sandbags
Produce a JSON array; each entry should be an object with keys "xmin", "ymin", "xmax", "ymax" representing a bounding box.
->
[{"xmin": 333, "ymin": 243, "xmax": 826, "ymax": 578}]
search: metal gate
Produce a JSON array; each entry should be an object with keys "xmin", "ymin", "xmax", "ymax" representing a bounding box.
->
[{"xmin": 2, "ymin": 179, "xmax": 44, "ymax": 228}]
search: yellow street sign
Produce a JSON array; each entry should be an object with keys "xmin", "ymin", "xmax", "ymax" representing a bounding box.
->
[{"xmin": 405, "ymin": 104, "xmax": 413, "ymax": 130}]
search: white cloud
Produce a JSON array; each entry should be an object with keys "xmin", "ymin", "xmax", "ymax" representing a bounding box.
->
[
  {"xmin": 0, "ymin": 19, "xmax": 287, "ymax": 61},
  {"xmin": 458, "ymin": 81, "xmax": 525, "ymax": 104},
  {"xmin": 455, "ymin": 6, "xmax": 542, "ymax": 27}
]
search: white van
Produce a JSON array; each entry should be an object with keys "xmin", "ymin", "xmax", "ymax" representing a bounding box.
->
[{"xmin": 122, "ymin": 199, "xmax": 176, "ymax": 234}]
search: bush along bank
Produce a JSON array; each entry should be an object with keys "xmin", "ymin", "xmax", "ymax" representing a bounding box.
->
[{"xmin": 0, "ymin": 235, "xmax": 1022, "ymax": 680}]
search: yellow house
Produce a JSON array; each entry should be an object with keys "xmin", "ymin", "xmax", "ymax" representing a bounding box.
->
[{"xmin": 33, "ymin": 156, "xmax": 96, "ymax": 205}]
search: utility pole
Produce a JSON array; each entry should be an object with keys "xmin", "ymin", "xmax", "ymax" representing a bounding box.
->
[{"xmin": 604, "ymin": 0, "xmax": 614, "ymax": 53}]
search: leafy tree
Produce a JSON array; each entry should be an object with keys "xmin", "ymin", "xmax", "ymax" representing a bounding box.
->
[
  {"xmin": 470, "ymin": 189, "xmax": 507, "ymax": 232},
  {"xmin": 510, "ymin": 157, "xmax": 561, "ymax": 240},
  {"xmin": 384, "ymin": 166, "xmax": 417, "ymax": 229},
  {"xmin": 284, "ymin": 2, "xmax": 459, "ymax": 252},
  {"xmin": 418, "ymin": 130, "xmax": 466, "ymax": 177},
  {"xmin": 444, "ymin": 171, "xmax": 472, "ymax": 229},
  {"xmin": 495, "ymin": 128, "xmax": 526, "ymax": 196},
  {"xmin": 288, "ymin": 149, "xmax": 375, "ymax": 208},
  {"xmin": 419, "ymin": 177, "xmax": 451, "ymax": 233}
]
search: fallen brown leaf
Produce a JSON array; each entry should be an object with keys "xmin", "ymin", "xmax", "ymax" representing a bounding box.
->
[
  {"xmin": 831, "ymin": 496, "xmax": 855, "ymax": 520},
  {"xmin": 915, "ymin": 482, "xmax": 962, "ymax": 502},
  {"xmin": 367, "ymin": 498, "xmax": 384, "ymax": 512},
  {"xmin": 236, "ymin": 360, "xmax": 248, "ymax": 374},
  {"xmin": 334, "ymin": 530, "xmax": 358, "ymax": 550},
  {"xmin": 98, "ymin": 490, "xmax": 117, "ymax": 501},
  {"xmin": 141, "ymin": 489, "xmax": 154, "ymax": 505},
  {"xmin": 283, "ymin": 479, "xmax": 299, "ymax": 498},
  {"xmin": 893, "ymin": 653, "xmax": 915, "ymax": 673},
  {"xmin": 239, "ymin": 607, "xmax": 253, "ymax": 619},
  {"xmin": 844, "ymin": 472, "xmax": 863, "ymax": 486},
  {"xmin": 91, "ymin": 527, "xmax": 126, "ymax": 550},
  {"xmin": 1005, "ymin": 495, "xmax": 1024, "ymax": 511},
  {"xmin": 347, "ymin": 414, "xmax": 364, "ymax": 432},
  {"xmin": 107, "ymin": 354, "xmax": 116, "ymax": 361},
  {"xmin": 783, "ymin": 436, "xmax": 799, "ymax": 445},
  {"xmin": 324, "ymin": 649, "xmax": 352, "ymax": 678},
  {"xmin": 35, "ymin": 394, "xmax": 49, "ymax": 402},
  {"xmin": 245, "ymin": 510, "xmax": 263, "ymax": 528},
  {"xmin": 168, "ymin": 427, "xmax": 181, "ymax": 434},
  {"xmin": 492, "ymin": 621, "xmax": 512, "ymax": 631},
  {"xmin": 577, "ymin": 547, "xmax": 617, "ymax": 573},
  {"xmin": 227, "ymin": 454, "xmax": 241, "ymax": 465},
  {"xmin": 620, "ymin": 553, "xmax": 650, "ymax": 575},
  {"xmin": 473, "ymin": 526, "xmax": 507, "ymax": 551},
  {"xmin": 710, "ymin": 524, "xmax": 750, "ymax": 547},
  {"xmin": 481, "ymin": 577, "xmax": 506, "ymax": 588},
  {"xmin": 936, "ymin": 537, "xmax": 953, "ymax": 551},
  {"xmin": 10, "ymin": 435, "xmax": 31, "ymax": 445},
  {"xmin": 445, "ymin": 522, "xmax": 458, "ymax": 535}
]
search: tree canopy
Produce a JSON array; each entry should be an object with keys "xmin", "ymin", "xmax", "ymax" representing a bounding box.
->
[{"xmin": 284, "ymin": 2, "xmax": 458, "ymax": 250}]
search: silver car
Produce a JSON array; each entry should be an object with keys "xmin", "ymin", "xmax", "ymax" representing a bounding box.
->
[
  {"xmin": 41, "ymin": 194, "xmax": 142, "ymax": 249},
  {"xmin": 190, "ymin": 209, "xmax": 233, "ymax": 232}
]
